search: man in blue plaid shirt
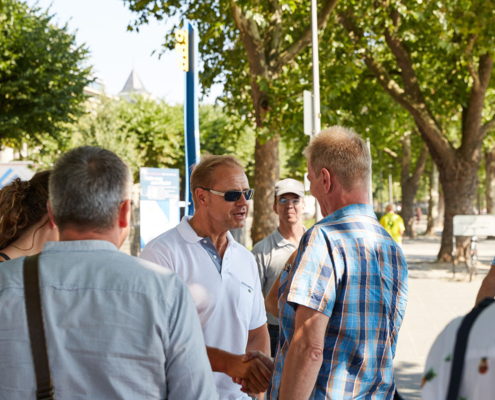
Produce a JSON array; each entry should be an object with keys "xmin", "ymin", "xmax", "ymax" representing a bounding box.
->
[{"xmin": 268, "ymin": 126, "xmax": 408, "ymax": 399}]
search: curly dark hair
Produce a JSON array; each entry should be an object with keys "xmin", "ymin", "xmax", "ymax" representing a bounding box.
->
[{"xmin": 0, "ymin": 170, "xmax": 51, "ymax": 250}]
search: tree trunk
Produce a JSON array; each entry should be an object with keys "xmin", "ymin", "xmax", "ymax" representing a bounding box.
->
[
  {"xmin": 425, "ymin": 161, "xmax": 439, "ymax": 235},
  {"xmin": 438, "ymin": 190, "xmax": 444, "ymax": 226},
  {"xmin": 251, "ymin": 135, "xmax": 280, "ymax": 245},
  {"xmin": 486, "ymin": 148, "xmax": 495, "ymax": 214},
  {"xmin": 437, "ymin": 159, "xmax": 478, "ymax": 261},
  {"xmin": 400, "ymin": 133, "xmax": 428, "ymax": 238}
]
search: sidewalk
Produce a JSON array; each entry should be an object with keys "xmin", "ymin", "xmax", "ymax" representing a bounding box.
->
[{"xmin": 393, "ymin": 233, "xmax": 494, "ymax": 399}]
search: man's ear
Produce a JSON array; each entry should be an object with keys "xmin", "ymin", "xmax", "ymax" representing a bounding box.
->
[
  {"xmin": 321, "ymin": 168, "xmax": 332, "ymax": 193},
  {"xmin": 118, "ymin": 199, "xmax": 131, "ymax": 228},
  {"xmin": 273, "ymin": 201, "xmax": 279, "ymax": 215},
  {"xmin": 47, "ymin": 201, "xmax": 57, "ymax": 228},
  {"xmin": 195, "ymin": 188, "xmax": 208, "ymax": 207}
]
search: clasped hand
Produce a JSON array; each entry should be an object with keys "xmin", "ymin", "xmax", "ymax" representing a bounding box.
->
[{"xmin": 230, "ymin": 350, "xmax": 274, "ymax": 395}]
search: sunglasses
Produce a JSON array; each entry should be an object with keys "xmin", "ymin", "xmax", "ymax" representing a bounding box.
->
[
  {"xmin": 199, "ymin": 187, "xmax": 254, "ymax": 202},
  {"xmin": 278, "ymin": 198, "xmax": 301, "ymax": 206}
]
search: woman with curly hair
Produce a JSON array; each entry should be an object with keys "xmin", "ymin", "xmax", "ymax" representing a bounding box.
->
[{"xmin": 0, "ymin": 170, "xmax": 58, "ymax": 261}]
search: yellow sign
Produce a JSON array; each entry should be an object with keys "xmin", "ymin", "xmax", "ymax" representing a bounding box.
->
[{"xmin": 175, "ymin": 29, "xmax": 189, "ymax": 72}]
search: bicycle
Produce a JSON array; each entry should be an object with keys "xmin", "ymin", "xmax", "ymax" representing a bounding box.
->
[{"xmin": 452, "ymin": 235, "xmax": 478, "ymax": 282}]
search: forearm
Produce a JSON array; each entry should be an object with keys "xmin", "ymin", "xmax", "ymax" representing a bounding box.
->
[
  {"xmin": 279, "ymin": 305, "xmax": 328, "ymax": 399},
  {"xmin": 206, "ymin": 346, "xmax": 239, "ymax": 376},
  {"xmin": 279, "ymin": 339, "xmax": 323, "ymax": 399},
  {"xmin": 246, "ymin": 324, "xmax": 270, "ymax": 355},
  {"xmin": 266, "ymin": 274, "xmax": 281, "ymax": 317}
]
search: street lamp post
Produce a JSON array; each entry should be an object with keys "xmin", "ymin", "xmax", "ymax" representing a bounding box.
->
[
  {"xmin": 311, "ymin": 0, "xmax": 323, "ymax": 222},
  {"xmin": 388, "ymin": 164, "xmax": 393, "ymax": 205}
]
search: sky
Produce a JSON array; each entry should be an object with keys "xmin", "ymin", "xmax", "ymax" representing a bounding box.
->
[{"xmin": 28, "ymin": 0, "xmax": 223, "ymax": 104}]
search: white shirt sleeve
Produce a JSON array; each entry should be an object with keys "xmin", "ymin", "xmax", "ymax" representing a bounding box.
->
[
  {"xmin": 249, "ymin": 263, "xmax": 268, "ymax": 330},
  {"xmin": 139, "ymin": 244, "xmax": 175, "ymax": 271}
]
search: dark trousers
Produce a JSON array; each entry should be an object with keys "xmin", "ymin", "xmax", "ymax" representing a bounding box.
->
[{"xmin": 267, "ymin": 324, "xmax": 279, "ymax": 358}]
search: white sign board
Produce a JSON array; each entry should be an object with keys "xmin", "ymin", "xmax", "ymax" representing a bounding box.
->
[
  {"xmin": 140, "ymin": 168, "xmax": 180, "ymax": 249},
  {"xmin": 453, "ymin": 215, "xmax": 495, "ymax": 237},
  {"xmin": 303, "ymin": 90, "xmax": 314, "ymax": 136},
  {"xmin": 0, "ymin": 163, "xmax": 34, "ymax": 188}
]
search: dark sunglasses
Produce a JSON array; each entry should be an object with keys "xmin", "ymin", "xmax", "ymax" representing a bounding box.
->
[{"xmin": 199, "ymin": 187, "xmax": 254, "ymax": 202}]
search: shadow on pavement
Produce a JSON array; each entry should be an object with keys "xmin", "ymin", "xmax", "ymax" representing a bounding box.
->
[
  {"xmin": 406, "ymin": 261, "xmax": 489, "ymax": 280},
  {"xmin": 394, "ymin": 361, "xmax": 422, "ymax": 400}
]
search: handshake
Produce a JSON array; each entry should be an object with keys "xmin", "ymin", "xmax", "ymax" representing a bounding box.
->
[{"xmin": 229, "ymin": 350, "xmax": 275, "ymax": 396}]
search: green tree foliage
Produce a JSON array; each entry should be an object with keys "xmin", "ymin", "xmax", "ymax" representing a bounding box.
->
[
  {"xmin": 27, "ymin": 95, "xmax": 254, "ymax": 183},
  {"xmin": 325, "ymin": 0, "xmax": 495, "ymax": 259},
  {"xmin": 0, "ymin": 0, "xmax": 92, "ymax": 143}
]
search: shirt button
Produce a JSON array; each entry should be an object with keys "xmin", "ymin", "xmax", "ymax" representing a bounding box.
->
[
  {"xmin": 213, "ymin": 255, "xmax": 217, "ymax": 259},
  {"xmin": 203, "ymin": 240, "xmax": 207, "ymax": 244}
]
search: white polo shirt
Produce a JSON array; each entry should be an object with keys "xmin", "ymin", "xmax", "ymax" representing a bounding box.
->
[{"xmin": 140, "ymin": 216, "xmax": 267, "ymax": 400}]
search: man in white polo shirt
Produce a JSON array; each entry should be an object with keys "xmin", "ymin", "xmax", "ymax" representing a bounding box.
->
[
  {"xmin": 252, "ymin": 179, "xmax": 305, "ymax": 357},
  {"xmin": 140, "ymin": 155, "xmax": 272, "ymax": 400}
]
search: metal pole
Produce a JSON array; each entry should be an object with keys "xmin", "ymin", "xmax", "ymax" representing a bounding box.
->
[
  {"xmin": 311, "ymin": 0, "xmax": 321, "ymax": 135},
  {"xmin": 184, "ymin": 21, "xmax": 200, "ymax": 216},
  {"xmin": 367, "ymin": 138, "xmax": 373, "ymax": 207},
  {"xmin": 312, "ymin": 0, "xmax": 323, "ymax": 222},
  {"xmin": 388, "ymin": 171, "xmax": 393, "ymax": 205}
]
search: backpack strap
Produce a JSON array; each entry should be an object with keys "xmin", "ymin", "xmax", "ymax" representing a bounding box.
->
[
  {"xmin": 446, "ymin": 297, "xmax": 495, "ymax": 400},
  {"xmin": 23, "ymin": 254, "xmax": 55, "ymax": 400}
]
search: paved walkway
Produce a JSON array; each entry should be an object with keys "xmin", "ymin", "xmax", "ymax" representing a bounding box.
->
[{"xmin": 393, "ymin": 233, "xmax": 494, "ymax": 399}]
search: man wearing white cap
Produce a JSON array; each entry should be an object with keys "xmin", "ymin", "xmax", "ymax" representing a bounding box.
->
[{"xmin": 252, "ymin": 178, "xmax": 305, "ymax": 357}]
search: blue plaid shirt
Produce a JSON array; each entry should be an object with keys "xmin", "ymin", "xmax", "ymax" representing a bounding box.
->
[{"xmin": 268, "ymin": 204, "xmax": 408, "ymax": 399}]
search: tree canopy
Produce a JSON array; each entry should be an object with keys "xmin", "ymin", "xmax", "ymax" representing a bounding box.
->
[{"xmin": 0, "ymin": 0, "xmax": 91, "ymax": 144}]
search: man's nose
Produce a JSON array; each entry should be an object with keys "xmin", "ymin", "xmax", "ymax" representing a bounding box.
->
[{"xmin": 237, "ymin": 193, "xmax": 249, "ymax": 205}]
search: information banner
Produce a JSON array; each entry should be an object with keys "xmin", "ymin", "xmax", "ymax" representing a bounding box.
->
[{"xmin": 140, "ymin": 168, "xmax": 180, "ymax": 249}]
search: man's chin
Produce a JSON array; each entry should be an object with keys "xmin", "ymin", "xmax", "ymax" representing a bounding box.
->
[{"xmin": 230, "ymin": 220, "xmax": 246, "ymax": 229}]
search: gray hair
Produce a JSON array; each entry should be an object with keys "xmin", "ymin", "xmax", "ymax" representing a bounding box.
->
[
  {"xmin": 303, "ymin": 126, "xmax": 371, "ymax": 191},
  {"xmin": 49, "ymin": 146, "xmax": 132, "ymax": 231}
]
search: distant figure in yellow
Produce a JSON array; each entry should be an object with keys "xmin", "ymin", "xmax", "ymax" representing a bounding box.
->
[{"xmin": 380, "ymin": 204, "xmax": 405, "ymax": 245}]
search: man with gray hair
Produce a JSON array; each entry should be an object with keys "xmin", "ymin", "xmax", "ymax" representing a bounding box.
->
[
  {"xmin": 0, "ymin": 146, "xmax": 217, "ymax": 399},
  {"xmin": 267, "ymin": 127, "xmax": 408, "ymax": 399}
]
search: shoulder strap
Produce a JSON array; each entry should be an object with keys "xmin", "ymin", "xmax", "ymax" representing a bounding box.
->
[
  {"xmin": 23, "ymin": 254, "xmax": 55, "ymax": 400},
  {"xmin": 446, "ymin": 297, "xmax": 495, "ymax": 400},
  {"xmin": 0, "ymin": 251, "xmax": 11, "ymax": 261}
]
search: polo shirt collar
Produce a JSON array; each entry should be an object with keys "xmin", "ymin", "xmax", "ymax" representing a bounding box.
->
[
  {"xmin": 318, "ymin": 203, "xmax": 377, "ymax": 224},
  {"xmin": 273, "ymin": 228, "xmax": 305, "ymax": 248},
  {"xmin": 177, "ymin": 215, "xmax": 235, "ymax": 244}
]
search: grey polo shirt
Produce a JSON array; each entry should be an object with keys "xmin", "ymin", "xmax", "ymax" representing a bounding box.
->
[{"xmin": 252, "ymin": 228, "xmax": 300, "ymax": 325}]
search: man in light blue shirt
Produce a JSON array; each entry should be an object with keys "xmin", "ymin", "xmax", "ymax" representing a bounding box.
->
[{"xmin": 0, "ymin": 146, "xmax": 217, "ymax": 400}]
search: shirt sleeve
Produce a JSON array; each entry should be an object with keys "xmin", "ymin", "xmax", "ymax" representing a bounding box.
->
[
  {"xmin": 164, "ymin": 277, "xmax": 219, "ymax": 400},
  {"xmin": 286, "ymin": 227, "xmax": 341, "ymax": 318},
  {"xmin": 249, "ymin": 262, "xmax": 268, "ymax": 330},
  {"xmin": 139, "ymin": 244, "xmax": 174, "ymax": 271},
  {"xmin": 252, "ymin": 245, "xmax": 267, "ymax": 295}
]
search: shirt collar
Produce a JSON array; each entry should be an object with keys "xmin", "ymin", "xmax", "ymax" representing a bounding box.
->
[
  {"xmin": 273, "ymin": 227, "xmax": 305, "ymax": 248},
  {"xmin": 42, "ymin": 240, "xmax": 119, "ymax": 253},
  {"xmin": 318, "ymin": 203, "xmax": 377, "ymax": 225},
  {"xmin": 177, "ymin": 215, "xmax": 235, "ymax": 245}
]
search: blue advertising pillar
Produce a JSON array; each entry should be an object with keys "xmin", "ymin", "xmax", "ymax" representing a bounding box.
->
[{"xmin": 183, "ymin": 22, "xmax": 200, "ymax": 216}]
